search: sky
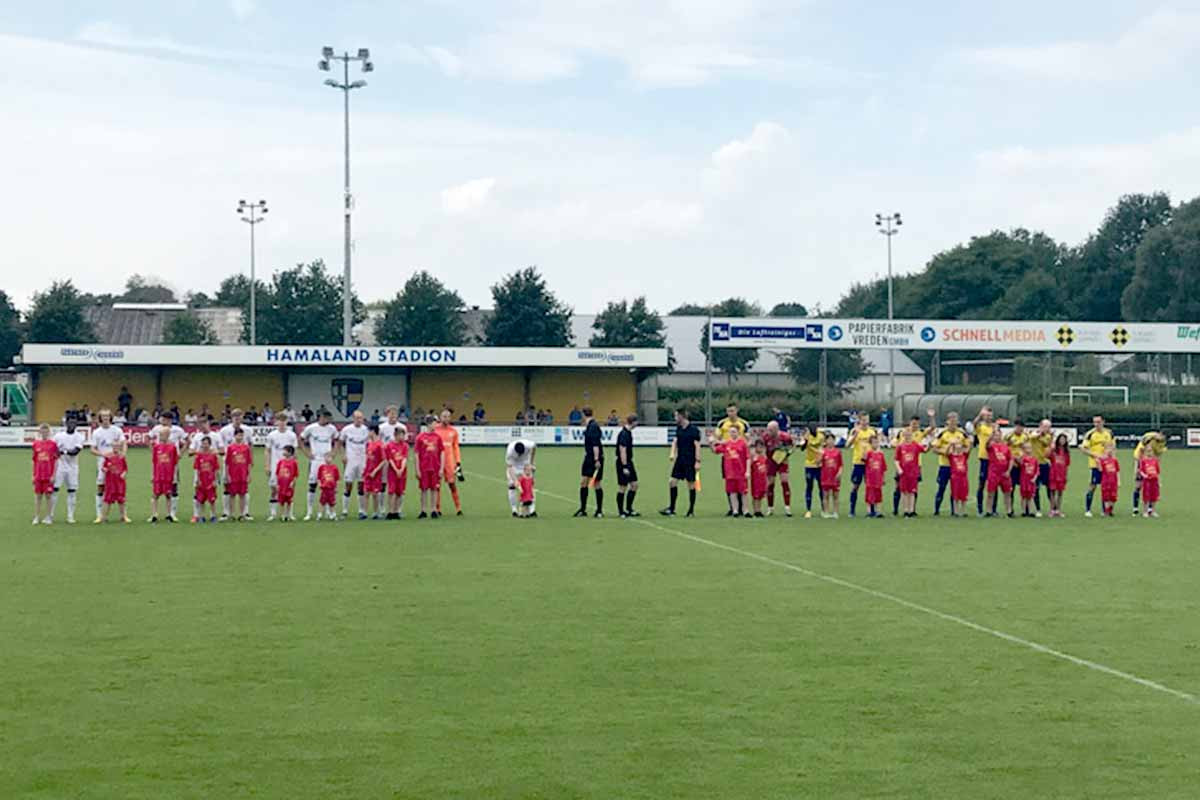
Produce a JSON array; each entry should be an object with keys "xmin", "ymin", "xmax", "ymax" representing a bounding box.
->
[{"xmin": 4, "ymin": 1, "xmax": 1200, "ymax": 315}]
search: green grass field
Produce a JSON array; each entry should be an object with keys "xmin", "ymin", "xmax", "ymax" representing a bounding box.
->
[{"xmin": 1, "ymin": 445, "xmax": 1197, "ymax": 799}]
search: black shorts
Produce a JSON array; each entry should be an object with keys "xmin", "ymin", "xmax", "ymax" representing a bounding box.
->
[
  {"xmin": 617, "ymin": 463, "xmax": 639, "ymax": 486},
  {"xmin": 582, "ymin": 458, "xmax": 604, "ymax": 482},
  {"xmin": 671, "ymin": 461, "xmax": 697, "ymax": 483}
]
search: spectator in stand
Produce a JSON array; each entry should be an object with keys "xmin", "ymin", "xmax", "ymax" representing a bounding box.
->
[
  {"xmin": 282, "ymin": 403, "xmax": 296, "ymax": 423},
  {"xmin": 168, "ymin": 402, "xmax": 181, "ymax": 423},
  {"xmin": 879, "ymin": 407, "xmax": 893, "ymax": 437},
  {"xmin": 223, "ymin": 404, "xmax": 233, "ymax": 423},
  {"xmin": 113, "ymin": 411, "xmax": 128, "ymax": 426},
  {"xmin": 772, "ymin": 406, "xmax": 790, "ymax": 432},
  {"xmin": 117, "ymin": 386, "xmax": 133, "ymax": 419},
  {"xmin": 370, "ymin": 409, "xmax": 381, "ymax": 425},
  {"xmin": 521, "ymin": 406, "xmax": 535, "ymax": 424},
  {"xmin": 301, "ymin": 404, "xmax": 315, "ymax": 423},
  {"xmin": 80, "ymin": 405, "xmax": 92, "ymax": 425},
  {"xmin": 606, "ymin": 410, "xmax": 620, "ymax": 426},
  {"xmin": 199, "ymin": 403, "xmax": 211, "ymax": 420},
  {"xmin": 247, "ymin": 406, "xmax": 261, "ymax": 425},
  {"xmin": 262, "ymin": 402, "xmax": 274, "ymax": 423},
  {"xmin": 136, "ymin": 408, "xmax": 151, "ymax": 426},
  {"xmin": 473, "ymin": 402, "xmax": 486, "ymax": 425},
  {"xmin": 515, "ymin": 408, "xmax": 525, "ymax": 422},
  {"xmin": 535, "ymin": 408, "xmax": 547, "ymax": 424},
  {"xmin": 0, "ymin": 405, "xmax": 12, "ymax": 426},
  {"xmin": 568, "ymin": 405, "xmax": 583, "ymax": 426},
  {"xmin": 184, "ymin": 408, "xmax": 198, "ymax": 426},
  {"xmin": 542, "ymin": 408, "xmax": 554, "ymax": 424},
  {"xmin": 398, "ymin": 406, "xmax": 409, "ymax": 422}
]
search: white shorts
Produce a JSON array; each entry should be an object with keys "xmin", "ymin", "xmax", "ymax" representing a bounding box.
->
[
  {"xmin": 308, "ymin": 458, "xmax": 324, "ymax": 486},
  {"xmin": 55, "ymin": 463, "xmax": 80, "ymax": 491},
  {"xmin": 343, "ymin": 458, "xmax": 365, "ymax": 483},
  {"xmin": 95, "ymin": 457, "xmax": 108, "ymax": 485}
]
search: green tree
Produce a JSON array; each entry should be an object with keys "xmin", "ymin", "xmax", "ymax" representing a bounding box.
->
[
  {"xmin": 26, "ymin": 281, "xmax": 97, "ymax": 343},
  {"xmin": 699, "ymin": 297, "xmax": 762, "ymax": 383},
  {"xmin": 1064, "ymin": 193, "xmax": 1172, "ymax": 320},
  {"xmin": 212, "ymin": 274, "xmax": 268, "ymax": 310},
  {"xmin": 0, "ymin": 291, "xmax": 23, "ymax": 367},
  {"xmin": 784, "ymin": 349, "xmax": 866, "ymax": 394},
  {"xmin": 769, "ymin": 302, "xmax": 808, "ymax": 317},
  {"xmin": 589, "ymin": 297, "xmax": 667, "ymax": 348},
  {"xmin": 119, "ymin": 274, "xmax": 177, "ymax": 304},
  {"xmin": 374, "ymin": 271, "xmax": 467, "ymax": 346},
  {"xmin": 163, "ymin": 313, "xmax": 220, "ymax": 345},
  {"xmin": 668, "ymin": 302, "xmax": 712, "ymax": 316},
  {"xmin": 1121, "ymin": 197, "xmax": 1200, "ymax": 321},
  {"xmin": 484, "ymin": 267, "xmax": 573, "ymax": 346},
  {"xmin": 249, "ymin": 260, "xmax": 366, "ymax": 345}
]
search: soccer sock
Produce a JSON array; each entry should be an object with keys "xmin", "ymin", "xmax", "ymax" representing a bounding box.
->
[
  {"xmin": 849, "ymin": 487, "xmax": 859, "ymax": 515},
  {"xmin": 976, "ymin": 484, "xmax": 984, "ymax": 514},
  {"xmin": 1132, "ymin": 488, "xmax": 1141, "ymax": 510},
  {"xmin": 48, "ymin": 492, "xmax": 59, "ymax": 518},
  {"xmin": 307, "ymin": 485, "xmax": 316, "ymax": 515},
  {"xmin": 507, "ymin": 486, "xmax": 518, "ymax": 512},
  {"xmin": 450, "ymin": 484, "xmax": 461, "ymax": 512},
  {"xmin": 767, "ymin": 485, "xmax": 775, "ymax": 508},
  {"xmin": 357, "ymin": 489, "xmax": 365, "ymax": 515},
  {"xmin": 66, "ymin": 491, "xmax": 76, "ymax": 518},
  {"xmin": 669, "ymin": 485, "xmax": 678, "ymax": 511},
  {"xmin": 170, "ymin": 488, "xmax": 178, "ymax": 517},
  {"xmin": 626, "ymin": 489, "xmax": 636, "ymax": 513},
  {"xmin": 805, "ymin": 476, "xmax": 814, "ymax": 510},
  {"xmin": 616, "ymin": 491, "xmax": 625, "ymax": 514},
  {"xmin": 95, "ymin": 491, "xmax": 103, "ymax": 516},
  {"xmin": 688, "ymin": 488, "xmax": 697, "ymax": 514},
  {"xmin": 1086, "ymin": 488, "xmax": 1095, "ymax": 512},
  {"xmin": 893, "ymin": 487, "xmax": 901, "ymax": 515},
  {"xmin": 270, "ymin": 500, "xmax": 278, "ymax": 517},
  {"xmin": 594, "ymin": 488, "xmax": 603, "ymax": 513},
  {"xmin": 579, "ymin": 486, "xmax": 588, "ymax": 511},
  {"xmin": 782, "ymin": 484, "xmax": 791, "ymax": 506},
  {"xmin": 342, "ymin": 489, "xmax": 351, "ymax": 514},
  {"xmin": 934, "ymin": 482, "xmax": 946, "ymax": 514},
  {"xmin": 1033, "ymin": 488, "xmax": 1041, "ymax": 512}
]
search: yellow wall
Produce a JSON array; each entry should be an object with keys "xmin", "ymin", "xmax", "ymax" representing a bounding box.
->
[
  {"xmin": 34, "ymin": 367, "xmax": 157, "ymax": 423},
  {"xmin": 161, "ymin": 367, "xmax": 283, "ymax": 416},
  {"xmin": 529, "ymin": 369, "xmax": 636, "ymax": 420},
  {"xmin": 411, "ymin": 368, "xmax": 526, "ymax": 420}
]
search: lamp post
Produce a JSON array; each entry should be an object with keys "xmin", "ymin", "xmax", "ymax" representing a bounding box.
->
[
  {"xmin": 875, "ymin": 212, "xmax": 902, "ymax": 403},
  {"xmin": 319, "ymin": 46, "xmax": 373, "ymax": 346},
  {"xmin": 237, "ymin": 199, "xmax": 268, "ymax": 345}
]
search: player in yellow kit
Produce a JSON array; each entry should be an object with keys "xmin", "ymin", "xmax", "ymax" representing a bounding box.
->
[
  {"xmin": 971, "ymin": 406, "xmax": 996, "ymax": 516},
  {"xmin": 1028, "ymin": 419, "xmax": 1053, "ymax": 517},
  {"xmin": 1079, "ymin": 415, "xmax": 1114, "ymax": 517},
  {"xmin": 845, "ymin": 414, "xmax": 877, "ymax": 517},
  {"xmin": 1003, "ymin": 420, "xmax": 1030, "ymax": 508},
  {"xmin": 801, "ymin": 424, "xmax": 825, "ymax": 518},
  {"xmin": 434, "ymin": 409, "xmax": 463, "ymax": 515},
  {"xmin": 1131, "ymin": 430, "xmax": 1166, "ymax": 515},
  {"xmin": 714, "ymin": 404, "xmax": 749, "ymax": 442},
  {"xmin": 931, "ymin": 411, "xmax": 971, "ymax": 516}
]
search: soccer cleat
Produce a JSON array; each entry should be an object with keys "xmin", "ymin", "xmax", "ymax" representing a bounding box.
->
[
  {"xmin": 122, "ymin": 516, "xmax": 131, "ymax": 523},
  {"xmin": 785, "ymin": 507, "xmax": 793, "ymax": 517},
  {"xmin": 148, "ymin": 516, "xmax": 158, "ymax": 524},
  {"xmin": 31, "ymin": 517, "xmax": 39, "ymax": 525},
  {"xmin": 93, "ymin": 517, "xmax": 103, "ymax": 524},
  {"xmin": 219, "ymin": 514, "xmax": 229, "ymax": 522},
  {"xmin": 1131, "ymin": 510, "xmax": 1140, "ymax": 517},
  {"xmin": 66, "ymin": 516, "xmax": 76, "ymax": 525},
  {"xmin": 573, "ymin": 509, "xmax": 587, "ymax": 518},
  {"xmin": 725, "ymin": 510, "xmax": 734, "ymax": 517},
  {"xmin": 764, "ymin": 508, "xmax": 773, "ymax": 517},
  {"xmin": 626, "ymin": 510, "xmax": 640, "ymax": 518},
  {"xmin": 594, "ymin": 511, "xmax": 604, "ymax": 518},
  {"xmin": 804, "ymin": 511, "xmax": 812, "ymax": 519},
  {"xmin": 685, "ymin": 511, "xmax": 695, "ymax": 518},
  {"xmin": 418, "ymin": 512, "xmax": 428, "ymax": 519},
  {"xmin": 243, "ymin": 515, "xmax": 254, "ymax": 522},
  {"xmin": 754, "ymin": 512, "xmax": 765, "ymax": 518},
  {"xmin": 267, "ymin": 514, "xmax": 276, "ymax": 522},
  {"xmin": 659, "ymin": 508, "xmax": 675, "ymax": 516},
  {"xmin": 512, "ymin": 511, "xmax": 519, "ymax": 518},
  {"xmin": 210, "ymin": 516, "xmax": 218, "ymax": 523},
  {"xmin": 358, "ymin": 512, "xmax": 368, "ymax": 521},
  {"xmin": 303, "ymin": 513, "xmax": 313, "ymax": 521},
  {"xmin": 527, "ymin": 512, "xmax": 536, "ymax": 518},
  {"xmin": 832, "ymin": 512, "xmax": 839, "ymax": 519},
  {"xmin": 619, "ymin": 512, "xmax": 629, "ymax": 519},
  {"xmin": 191, "ymin": 516, "xmax": 199, "ymax": 524},
  {"xmin": 1034, "ymin": 511, "xmax": 1042, "ymax": 518},
  {"xmin": 456, "ymin": 510, "xmax": 463, "ymax": 516},
  {"xmin": 42, "ymin": 517, "xmax": 53, "ymax": 525},
  {"xmin": 1084, "ymin": 511, "xmax": 1094, "ymax": 518}
]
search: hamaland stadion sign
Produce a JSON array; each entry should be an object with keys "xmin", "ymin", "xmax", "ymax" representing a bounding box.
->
[
  {"xmin": 20, "ymin": 344, "xmax": 669, "ymax": 368},
  {"xmin": 709, "ymin": 318, "xmax": 1200, "ymax": 354}
]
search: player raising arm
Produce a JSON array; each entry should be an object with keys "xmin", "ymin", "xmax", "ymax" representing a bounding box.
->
[{"xmin": 1131, "ymin": 430, "xmax": 1166, "ymax": 516}]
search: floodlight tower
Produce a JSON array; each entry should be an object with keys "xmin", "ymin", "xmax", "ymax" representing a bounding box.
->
[
  {"xmin": 319, "ymin": 46, "xmax": 373, "ymax": 346},
  {"xmin": 237, "ymin": 199, "xmax": 268, "ymax": 345},
  {"xmin": 875, "ymin": 212, "xmax": 902, "ymax": 403}
]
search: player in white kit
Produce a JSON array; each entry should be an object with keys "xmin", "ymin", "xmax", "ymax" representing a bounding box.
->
[
  {"xmin": 187, "ymin": 415, "xmax": 220, "ymax": 521},
  {"xmin": 338, "ymin": 410, "xmax": 370, "ymax": 518},
  {"xmin": 377, "ymin": 405, "xmax": 404, "ymax": 483},
  {"xmin": 264, "ymin": 415, "xmax": 298, "ymax": 521},
  {"xmin": 216, "ymin": 408, "xmax": 245, "ymax": 519},
  {"xmin": 300, "ymin": 408, "xmax": 338, "ymax": 520},
  {"xmin": 505, "ymin": 439, "xmax": 537, "ymax": 516},
  {"xmin": 148, "ymin": 412, "xmax": 188, "ymax": 521},
  {"xmin": 89, "ymin": 409, "xmax": 125, "ymax": 523},
  {"xmin": 51, "ymin": 418, "xmax": 87, "ymax": 523}
]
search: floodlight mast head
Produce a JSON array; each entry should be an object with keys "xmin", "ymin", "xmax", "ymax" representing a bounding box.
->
[
  {"xmin": 322, "ymin": 46, "xmax": 334, "ymax": 58},
  {"xmin": 357, "ymin": 48, "xmax": 370, "ymax": 60}
]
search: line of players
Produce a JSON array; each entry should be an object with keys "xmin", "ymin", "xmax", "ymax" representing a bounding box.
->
[
  {"xmin": 563, "ymin": 404, "xmax": 1167, "ymax": 520},
  {"xmin": 29, "ymin": 406, "xmax": 468, "ymax": 525}
]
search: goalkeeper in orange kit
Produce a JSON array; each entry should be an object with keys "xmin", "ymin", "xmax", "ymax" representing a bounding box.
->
[{"xmin": 434, "ymin": 409, "xmax": 464, "ymax": 515}]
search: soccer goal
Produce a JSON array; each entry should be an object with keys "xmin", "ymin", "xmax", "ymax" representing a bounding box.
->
[{"xmin": 1066, "ymin": 385, "xmax": 1129, "ymax": 406}]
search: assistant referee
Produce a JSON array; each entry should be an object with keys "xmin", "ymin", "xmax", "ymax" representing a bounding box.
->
[{"xmin": 575, "ymin": 407, "xmax": 605, "ymax": 518}]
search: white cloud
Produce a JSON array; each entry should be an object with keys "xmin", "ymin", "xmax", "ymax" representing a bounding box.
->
[
  {"xmin": 74, "ymin": 21, "xmax": 287, "ymax": 67},
  {"xmin": 963, "ymin": 6, "xmax": 1200, "ymax": 82},
  {"xmin": 711, "ymin": 121, "xmax": 788, "ymax": 170},
  {"xmin": 230, "ymin": 0, "xmax": 256, "ymax": 21},
  {"xmin": 441, "ymin": 177, "xmax": 497, "ymax": 215}
]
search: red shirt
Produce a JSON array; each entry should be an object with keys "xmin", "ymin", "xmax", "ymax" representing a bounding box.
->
[
  {"xmin": 415, "ymin": 432, "xmax": 444, "ymax": 474},
  {"xmin": 385, "ymin": 441, "xmax": 409, "ymax": 474},
  {"xmin": 275, "ymin": 457, "xmax": 299, "ymax": 490},
  {"xmin": 1050, "ymin": 449, "xmax": 1070, "ymax": 483},
  {"xmin": 895, "ymin": 442, "xmax": 925, "ymax": 477},
  {"xmin": 1139, "ymin": 456, "xmax": 1160, "ymax": 480},
  {"xmin": 317, "ymin": 463, "xmax": 340, "ymax": 489},
  {"xmin": 750, "ymin": 455, "xmax": 769, "ymax": 493},
  {"xmin": 194, "ymin": 452, "xmax": 220, "ymax": 488},
  {"xmin": 864, "ymin": 450, "xmax": 887, "ymax": 489},
  {"xmin": 948, "ymin": 451, "xmax": 968, "ymax": 477},
  {"xmin": 226, "ymin": 443, "xmax": 252, "ymax": 482},
  {"xmin": 820, "ymin": 447, "xmax": 842, "ymax": 484},
  {"xmin": 32, "ymin": 440, "xmax": 58, "ymax": 481},
  {"xmin": 1099, "ymin": 456, "xmax": 1120, "ymax": 488},
  {"xmin": 761, "ymin": 431, "xmax": 793, "ymax": 461},
  {"xmin": 714, "ymin": 439, "xmax": 749, "ymax": 480},
  {"xmin": 105, "ymin": 455, "xmax": 128, "ymax": 482},
  {"xmin": 518, "ymin": 474, "xmax": 535, "ymax": 503},
  {"xmin": 152, "ymin": 442, "xmax": 179, "ymax": 484},
  {"xmin": 1019, "ymin": 455, "xmax": 1039, "ymax": 491},
  {"xmin": 987, "ymin": 441, "xmax": 1012, "ymax": 474},
  {"xmin": 366, "ymin": 439, "xmax": 386, "ymax": 477}
]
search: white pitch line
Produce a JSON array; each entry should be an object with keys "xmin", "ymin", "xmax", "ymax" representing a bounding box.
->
[{"xmin": 467, "ymin": 470, "xmax": 1199, "ymax": 706}]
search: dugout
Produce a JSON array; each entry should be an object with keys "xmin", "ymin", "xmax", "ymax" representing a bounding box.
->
[
  {"xmin": 19, "ymin": 344, "xmax": 668, "ymax": 424},
  {"xmin": 896, "ymin": 394, "xmax": 1018, "ymax": 425}
]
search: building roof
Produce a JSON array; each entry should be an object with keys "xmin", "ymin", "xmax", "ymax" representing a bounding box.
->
[{"xmin": 82, "ymin": 305, "xmax": 244, "ymax": 346}]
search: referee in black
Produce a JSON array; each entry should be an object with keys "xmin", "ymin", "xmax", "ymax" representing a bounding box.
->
[
  {"xmin": 661, "ymin": 407, "xmax": 702, "ymax": 517},
  {"xmin": 575, "ymin": 406, "xmax": 605, "ymax": 518},
  {"xmin": 616, "ymin": 414, "xmax": 639, "ymax": 517}
]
